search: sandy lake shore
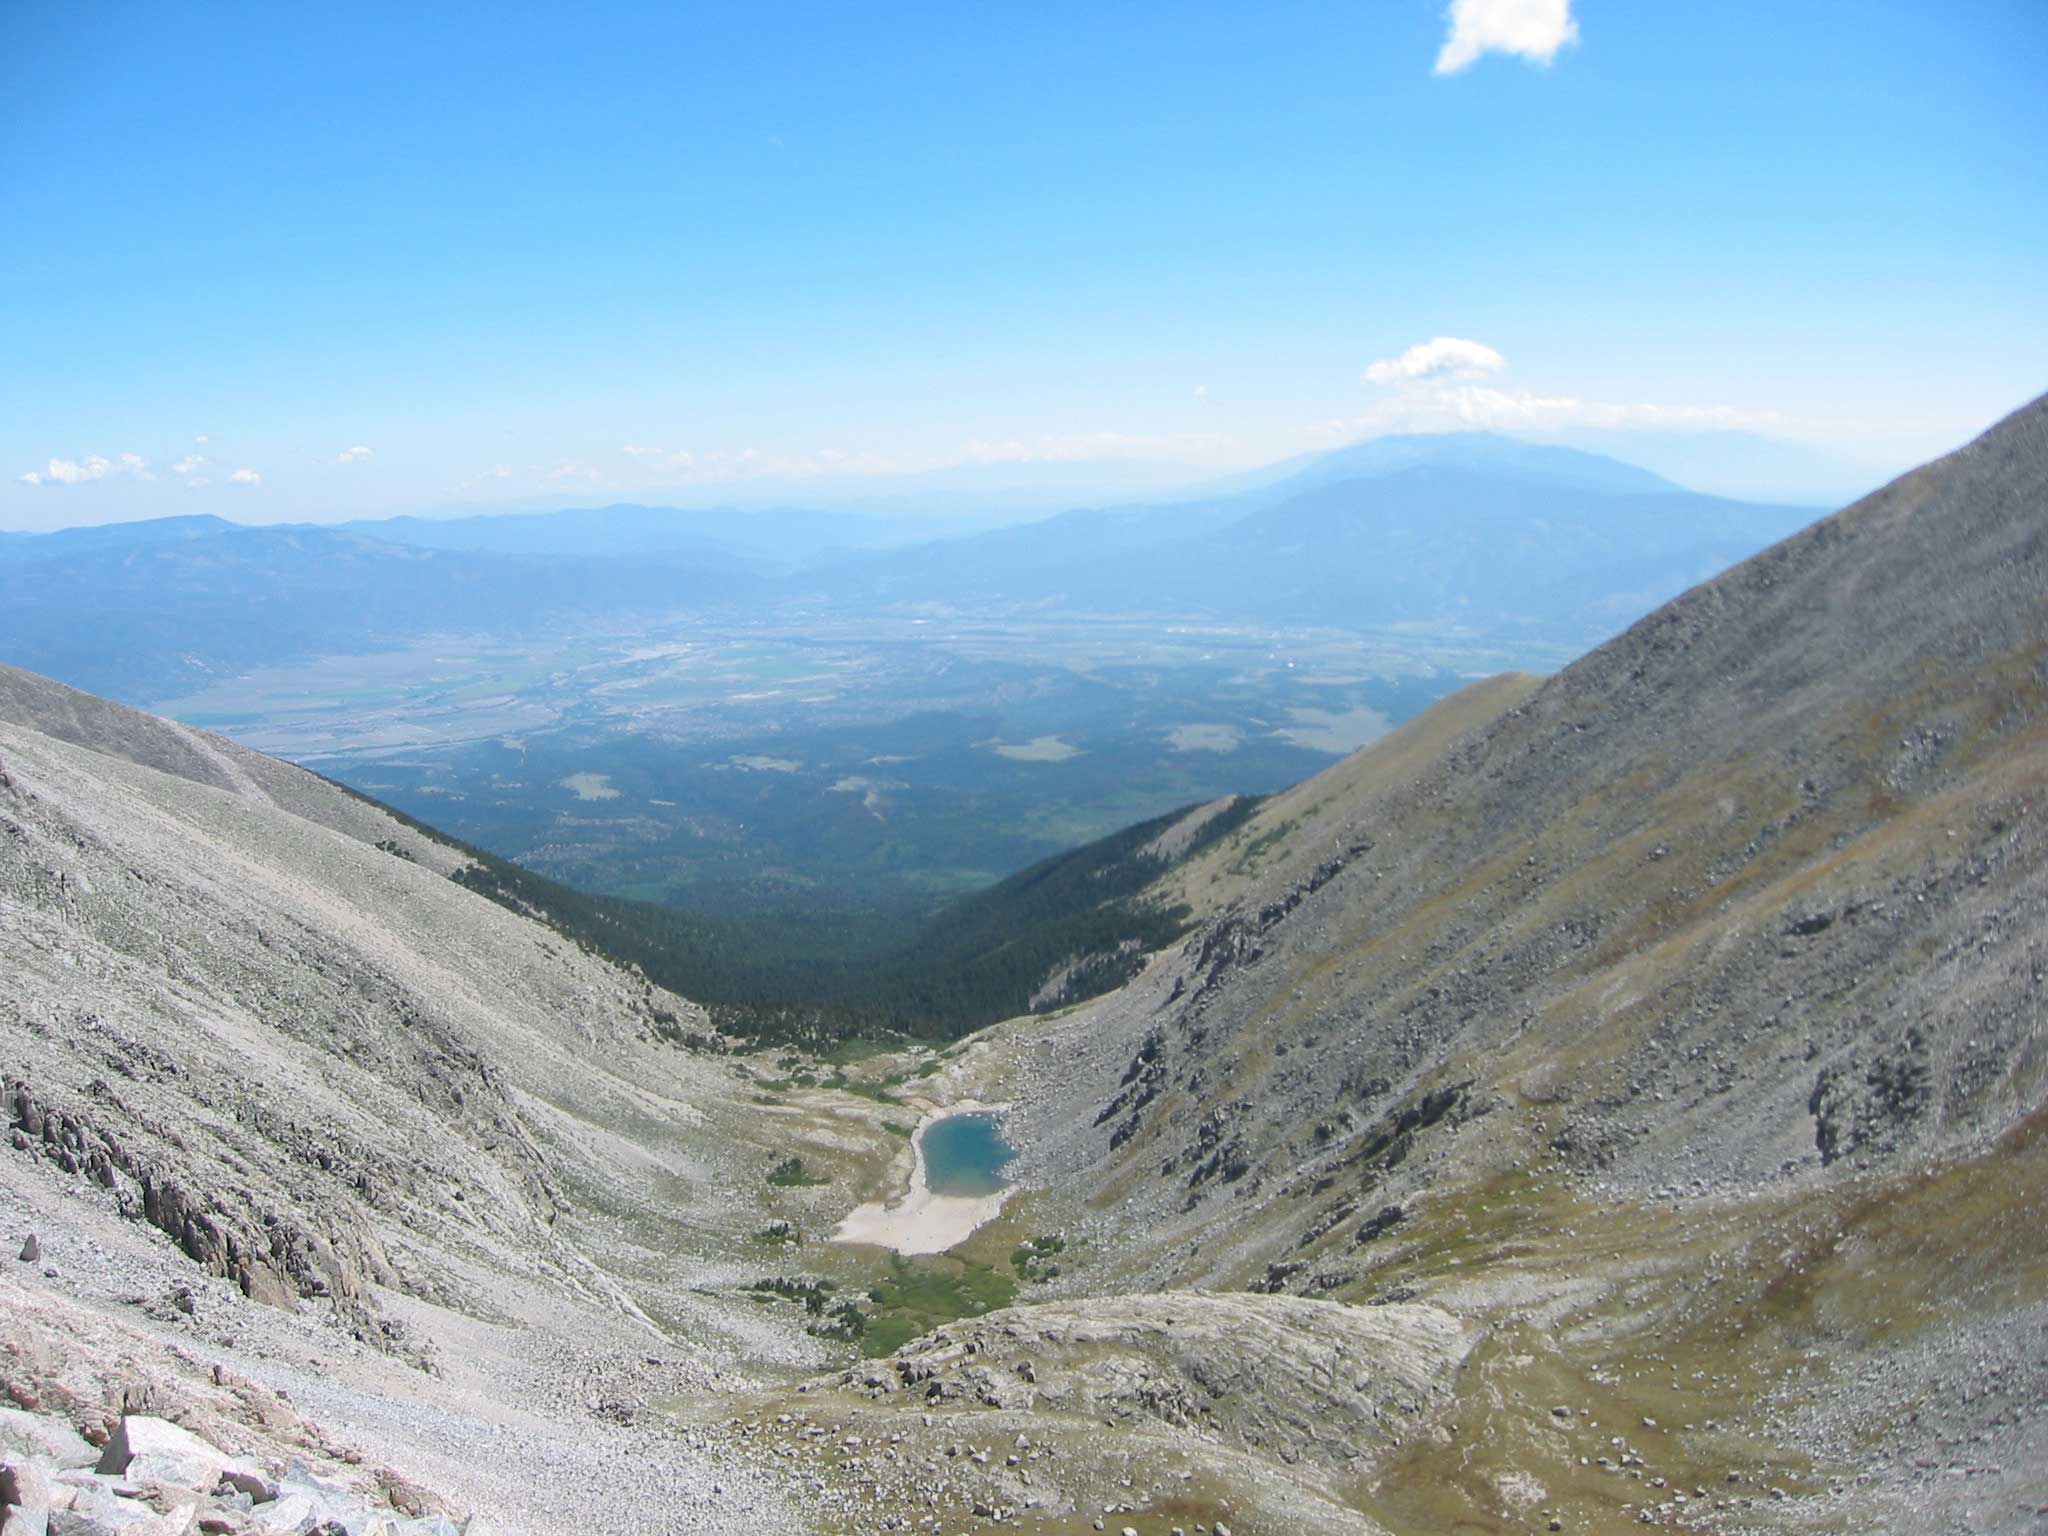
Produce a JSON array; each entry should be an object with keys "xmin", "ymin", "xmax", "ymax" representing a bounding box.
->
[{"xmin": 832, "ymin": 1099, "xmax": 1014, "ymax": 1255}]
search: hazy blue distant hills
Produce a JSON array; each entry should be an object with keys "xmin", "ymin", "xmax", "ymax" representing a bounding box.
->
[
  {"xmin": 0, "ymin": 432, "xmax": 1821, "ymax": 704},
  {"xmin": 0, "ymin": 523, "xmax": 762, "ymax": 702},
  {"xmin": 344, "ymin": 502, "xmax": 920, "ymax": 575},
  {"xmin": 1185, "ymin": 430, "xmax": 1683, "ymax": 506},
  {"xmin": 1283, "ymin": 431, "xmax": 1680, "ymax": 494},
  {"xmin": 0, "ymin": 513, "xmax": 240, "ymax": 562},
  {"xmin": 796, "ymin": 437, "xmax": 1815, "ymax": 638},
  {"xmin": 1193, "ymin": 465, "xmax": 1809, "ymax": 630}
]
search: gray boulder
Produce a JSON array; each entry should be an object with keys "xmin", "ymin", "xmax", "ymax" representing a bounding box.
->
[
  {"xmin": 92, "ymin": 1419, "xmax": 224, "ymax": 1496},
  {"xmin": 0, "ymin": 1410, "xmax": 95, "ymax": 1471},
  {"xmin": 245, "ymin": 1492, "xmax": 318, "ymax": 1534},
  {"xmin": 46, "ymin": 1480, "xmax": 191, "ymax": 1534},
  {"xmin": 214, "ymin": 1460, "xmax": 273, "ymax": 1502},
  {"xmin": 0, "ymin": 1454, "xmax": 56, "ymax": 1536}
]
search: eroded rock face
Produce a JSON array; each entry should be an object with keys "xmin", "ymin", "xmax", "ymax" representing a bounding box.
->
[
  {"xmin": 847, "ymin": 1291, "xmax": 1474, "ymax": 1472},
  {"xmin": 5, "ymin": 1080, "xmax": 391, "ymax": 1343}
]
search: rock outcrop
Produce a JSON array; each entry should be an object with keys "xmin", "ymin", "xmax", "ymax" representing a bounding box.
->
[
  {"xmin": 848, "ymin": 1291, "xmax": 1472, "ymax": 1472},
  {"xmin": 3, "ymin": 1408, "xmax": 476, "ymax": 1536}
]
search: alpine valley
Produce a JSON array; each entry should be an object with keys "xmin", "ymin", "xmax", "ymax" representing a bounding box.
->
[{"xmin": 3, "ymin": 395, "xmax": 2045, "ymax": 1535}]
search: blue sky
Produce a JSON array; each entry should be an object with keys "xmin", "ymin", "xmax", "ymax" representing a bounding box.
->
[{"xmin": 3, "ymin": 0, "xmax": 2043, "ymax": 528}]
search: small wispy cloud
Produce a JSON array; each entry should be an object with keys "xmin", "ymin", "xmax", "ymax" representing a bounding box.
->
[
  {"xmin": 174, "ymin": 454, "xmax": 208, "ymax": 475},
  {"xmin": 18, "ymin": 452, "xmax": 151, "ymax": 487},
  {"xmin": 1352, "ymin": 384, "xmax": 1794, "ymax": 435},
  {"xmin": 193, "ymin": 434, "xmax": 210, "ymax": 445},
  {"xmin": 334, "ymin": 444, "xmax": 373, "ymax": 464},
  {"xmin": 545, "ymin": 460, "xmax": 605, "ymax": 484},
  {"xmin": 960, "ymin": 430, "xmax": 1232, "ymax": 466},
  {"xmin": 227, "ymin": 468, "xmax": 262, "ymax": 486},
  {"xmin": 1336, "ymin": 336, "xmax": 1800, "ymax": 439},
  {"xmin": 1364, "ymin": 336, "xmax": 1506, "ymax": 385},
  {"xmin": 1435, "ymin": 0, "xmax": 1579, "ymax": 75},
  {"xmin": 622, "ymin": 443, "xmax": 696, "ymax": 469}
]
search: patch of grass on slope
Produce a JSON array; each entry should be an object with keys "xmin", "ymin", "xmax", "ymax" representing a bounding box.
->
[{"xmin": 857, "ymin": 1253, "xmax": 1018, "ymax": 1357}]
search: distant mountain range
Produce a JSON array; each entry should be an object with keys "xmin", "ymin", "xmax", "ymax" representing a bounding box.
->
[
  {"xmin": 790, "ymin": 432, "xmax": 1813, "ymax": 635},
  {"xmin": 1, "ymin": 397, "xmax": 2041, "ymax": 1534},
  {"xmin": 0, "ymin": 431, "xmax": 1817, "ymax": 702},
  {"xmin": 0, "ymin": 521, "xmax": 764, "ymax": 700},
  {"xmin": 338, "ymin": 501, "xmax": 924, "ymax": 576}
]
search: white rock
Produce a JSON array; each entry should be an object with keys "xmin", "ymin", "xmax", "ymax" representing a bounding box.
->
[
  {"xmin": 0, "ymin": 1409, "xmax": 96, "ymax": 1470},
  {"xmin": 215, "ymin": 1461, "xmax": 274, "ymax": 1502},
  {"xmin": 50, "ymin": 1481, "xmax": 186, "ymax": 1534},
  {"xmin": 247, "ymin": 1492, "xmax": 319, "ymax": 1534},
  {"xmin": 0, "ymin": 1455, "xmax": 55, "ymax": 1536},
  {"xmin": 93, "ymin": 1418, "xmax": 225, "ymax": 1493}
]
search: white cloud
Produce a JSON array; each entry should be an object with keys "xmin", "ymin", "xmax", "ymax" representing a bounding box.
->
[
  {"xmin": 1364, "ymin": 336, "xmax": 1507, "ymax": 385},
  {"xmin": 622, "ymin": 443, "xmax": 696, "ymax": 469},
  {"xmin": 545, "ymin": 460, "xmax": 605, "ymax": 484},
  {"xmin": 227, "ymin": 468, "xmax": 262, "ymax": 486},
  {"xmin": 174, "ymin": 454, "xmax": 208, "ymax": 474},
  {"xmin": 1339, "ymin": 340, "xmax": 1801, "ymax": 441},
  {"xmin": 613, "ymin": 444, "xmax": 899, "ymax": 486},
  {"xmin": 193, "ymin": 434, "xmax": 210, "ymax": 445},
  {"xmin": 17, "ymin": 452, "xmax": 151, "ymax": 487},
  {"xmin": 186, "ymin": 477, "xmax": 212, "ymax": 489},
  {"xmin": 1362, "ymin": 382, "xmax": 1794, "ymax": 434},
  {"xmin": 334, "ymin": 444, "xmax": 373, "ymax": 464},
  {"xmin": 960, "ymin": 430, "xmax": 1232, "ymax": 465},
  {"xmin": 1435, "ymin": 0, "xmax": 1579, "ymax": 75}
]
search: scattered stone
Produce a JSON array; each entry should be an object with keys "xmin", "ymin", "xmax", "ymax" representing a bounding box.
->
[
  {"xmin": 95, "ymin": 1418, "xmax": 227, "ymax": 1492},
  {"xmin": 0, "ymin": 1457, "xmax": 57, "ymax": 1533},
  {"xmin": 18, "ymin": 1235, "xmax": 39, "ymax": 1263},
  {"xmin": 215, "ymin": 1462, "xmax": 274, "ymax": 1502},
  {"xmin": 0, "ymin": 1406, "xmax": 96, "ymax": 1469}
]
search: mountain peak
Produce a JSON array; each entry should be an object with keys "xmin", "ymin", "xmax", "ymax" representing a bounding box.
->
[{"xmin": 1290, "ymin": 431, "xmax": 1683, "ymax": 496}]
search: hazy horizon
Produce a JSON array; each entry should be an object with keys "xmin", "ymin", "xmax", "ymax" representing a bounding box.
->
[
  {"xmin": 6, "ymin": 2, "xmax": 2042, "ymax": 532},
  {"xmin": 0, "ymin": 418, "xmax": 1938, "ymax": 537}
]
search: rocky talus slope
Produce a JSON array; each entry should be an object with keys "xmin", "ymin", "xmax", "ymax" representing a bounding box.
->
[
  {"xmin": 2, "ymin": 658, "xmax": 1461, "ymax": 1535},
  {"xmin": 995, "ymin": 393, "xmax": 2048, "ymax": 1529},
  {"xmin": 0, "ymin": 665, "xmax": 831, "ymax": 1533}
]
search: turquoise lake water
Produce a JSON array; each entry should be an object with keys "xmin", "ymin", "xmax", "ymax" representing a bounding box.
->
[{"xmin": 921, "ymin": 1112, "xmax": 1016, "ymax": 1198}]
